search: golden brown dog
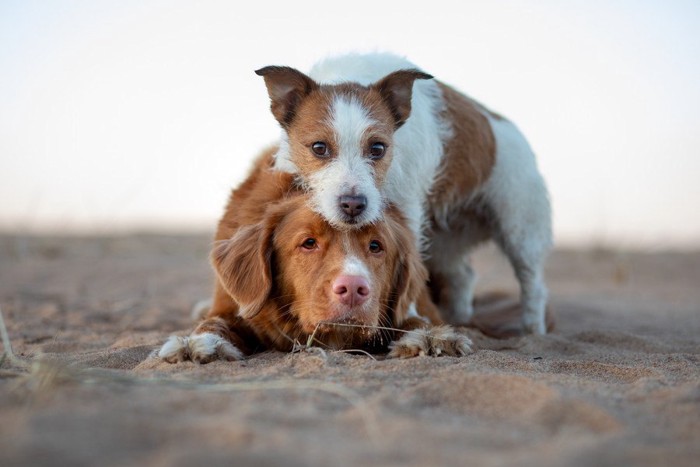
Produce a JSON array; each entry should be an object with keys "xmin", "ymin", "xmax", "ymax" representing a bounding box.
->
[{"xmin": 159, "ymin": 149, "xmax": 472, "ymax": 362}]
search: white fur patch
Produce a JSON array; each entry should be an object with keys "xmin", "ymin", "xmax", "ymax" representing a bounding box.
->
[
  {"xmin": 158, "ymin": 335, "xmax": 190, "ymax": 363},
  {"xmin": 158, "ymin": 332, "xmax": 244, "ymax": 364},
  {"xmin": 310, "ymin": 52, "xmax": 423, "ymax": 86},
  {"xmin": 273, "ymin": 132, "xmax": 298, "ymax": 173},
  {"xmin": 481, "ymin": 116, "xmax": 551, "ymax": 335},
  {"xmin": 308, "ymin": 158, "xmax": 382, "ymax": 228},
  {"xmin": 482, "ymin": 117, "xmax": 552, "ymax": 258},
  {"xmin": 332, "ymin": 95, "xmax": 377, "ymax": 151},
  {"xmin": 307, "ymin": 96, "xmax": 383, "ymax": 227},
  {"xmin": 309, "ymin": 53, "xmax": 450, "ymax": 251},
  {"xmin": 342, "ymin": 255, "xmax": 370, "ymax": 278}
]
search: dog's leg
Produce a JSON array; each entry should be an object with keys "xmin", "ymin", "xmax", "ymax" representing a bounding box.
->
[
  {"xmin": 481, "ymin": 117, "xmax": 552, "ymax": 335},
  {"xmin": 401, "ymin": 196, "xmax": 447, "ymax": 324},
  {"xmin": 488, "ymin": 183, "xmax": 551, "ymax": 335},
  {"xmin": 159, "ymin": 285, "xmax": 257, "ymax": 363},
  {"xmin": 500, "ymin": 244, "xmax": 549, "ymax": 335},
  {"xmin": 425, "ymin": 226, "xmax": 489, "ymax": 325},
  {"xmin": 158, "ymin": 316, "xmax": 247, "ymax": 364},
  {"xmin": 488, "ymin": 188, "xmax": 551, "ymax": 335},
  {"xmin": 427, "ymin": 254, "xmax": 476, "ymax": 325}
]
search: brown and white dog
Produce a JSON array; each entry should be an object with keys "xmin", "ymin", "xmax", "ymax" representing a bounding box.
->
[
  {"xmin": 255, "ymin": 53, "xmax": 552, "ymax": 334},
  {"xmin": 158, "ymin": 150, "xmax": 472, "ymax": 362}
]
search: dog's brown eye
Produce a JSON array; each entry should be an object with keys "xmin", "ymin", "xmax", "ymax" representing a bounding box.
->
[
  {"xmin": 369, "ymin": 143, "xmax": 385, "ymax": 160},
  {"xmin": 369, "ymin": 240, "xmax": 383, "ymax": 253},
  {"xmin": 301, "ymin": 238, "xmax": 318, "ymax": 250},
  {"xmin": 311, "ymin": 142, "xmax": 328, "ymax": 157}
]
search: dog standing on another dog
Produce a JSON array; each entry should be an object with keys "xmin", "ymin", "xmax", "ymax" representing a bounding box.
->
[
  {"xmin": 256, "ymin": 52, "xmax": 551, "ymax": 335},
  {"xmin": 159, "ymin": 52, "xmax": 552, "ymax": 362}
]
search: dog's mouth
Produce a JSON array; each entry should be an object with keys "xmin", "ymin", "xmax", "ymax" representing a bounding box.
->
[
  {"xmin": 306, "ymin": 309, "xmax": 379, "ymax": 335},
  {"xmin": 307, "ymin": 317, "xmax": 381, "ymax": 350},
  {"xmin": 335, "ymin": 203, "xmax": 379, "ymax": 228},
  {"xmin": 315, "ymin": 317, "xmax": 374, "ymax": 333},
  {"xmin": 335, "ymin": 212, "xmax": 367, "ymax": 228}
]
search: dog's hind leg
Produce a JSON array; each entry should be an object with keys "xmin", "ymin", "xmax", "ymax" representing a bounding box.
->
[
  {"xmin": 495, "ymin": 235, "xmax": 549, "ymax": 335},
  {"xmin": 499, "ymin": 236, "xmax": 549, "ymax": 334},
  {"xmin": 483, "ymin": 117, "xmax": 552, "ymax": 335}
]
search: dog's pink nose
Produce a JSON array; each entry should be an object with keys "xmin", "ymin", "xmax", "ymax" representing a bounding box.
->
[{"xmin": 332, "ymin": 275, "xmax": 370, "ymax": 307}]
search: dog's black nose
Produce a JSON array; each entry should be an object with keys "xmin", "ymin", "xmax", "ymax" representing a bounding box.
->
[{"xmin": 339, "ymin": 195, "xmax": 367, "ymax": 218}]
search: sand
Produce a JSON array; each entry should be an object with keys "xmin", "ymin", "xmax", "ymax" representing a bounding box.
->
[{"xmin": 0, "ymin": 234, "xmax": 698, "ymax": 466}]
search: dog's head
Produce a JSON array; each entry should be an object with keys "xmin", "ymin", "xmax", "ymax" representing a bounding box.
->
[
  {"xmin": 255, "ymin": 66, "xmax": 432, "ymax": 228},
  {"xmin": 211, "ymin": 196, "xmax": 426, "ymax": 350}
]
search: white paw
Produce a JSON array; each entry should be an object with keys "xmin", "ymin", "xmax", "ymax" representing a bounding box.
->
[
  {"xmin": 387, "ymin": 325, "xmax": 473, "ymax": 359},
  {"xmin": 522, "ymin": 315, "xmax": 547, "ymax": 335},
  {"xmin": 158, "ymin": 332, "xmax": 244, "ymax": 364},
  {"xmin": 158, "ymin": 335, "xmax": 190, "ymax": 363},
  {"xmin": 522, "ymin": 310, "xmax": 547, "ymax": 336}
]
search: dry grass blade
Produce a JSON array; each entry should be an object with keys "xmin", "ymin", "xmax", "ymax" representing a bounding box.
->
[
  {"xmin": 0, "ymin": 305, "xmax": 29, "ymax": 371},
  {"xmin": 2, "ymin": 304, "xmax": 380, "ymax": 439},
  {"xmin": 315, "ymin": 321, "xmax": 409, "ymax": 336},
  {"xmin": 333, "ymin": 349, "xmax": 377, "ymax": 360},
  {"xmin": 298, "ymin": 321, "xmax": 467, "ymax": 359},
  {"xmin": 302, "ymin": 321, "xmax": 409, "ymax": 352}
]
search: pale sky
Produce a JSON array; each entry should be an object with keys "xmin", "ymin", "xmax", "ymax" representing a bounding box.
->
[{"xmin": 1, "ymin": 0, "xmax": 699, "ymax": 249}]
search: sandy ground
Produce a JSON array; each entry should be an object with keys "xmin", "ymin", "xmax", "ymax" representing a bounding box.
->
[{"xmin": 0, "ymin": 233, "xmax": 698, "ymax": 467}]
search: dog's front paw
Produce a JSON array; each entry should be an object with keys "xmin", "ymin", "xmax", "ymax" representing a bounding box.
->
[
  {"xmin": 522, "ymin": 315, "xmax": 547, "ymax": 335},
  {"xmin": 158, "ymin": 332, "xmax": 244, "ymax": 364},
  {"xmin": 387, "ymin": 325, "xmax": 473, "ymax": 359}
]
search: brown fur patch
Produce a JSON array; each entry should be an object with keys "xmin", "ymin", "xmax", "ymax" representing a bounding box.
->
[
  {"xmin": 206, "ymin": 150, "xmax": 429, "ymax": 354},
  {"xmin": 255, "ymin": 66, "xmax": 319, "ymax": 128},
  {"xmin": 285, "ymin": 83, "xmax": 398, "ymax": 191},
  {"xmin": 428, "ymin": 83, "xmax": 497, "ymax": 230}
]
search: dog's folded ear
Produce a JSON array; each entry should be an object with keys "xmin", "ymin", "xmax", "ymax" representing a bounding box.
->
[
  {"xmin": 255, "ymin": 66, "xmax": 319, "ymax": 129},
  {"xmin": 371, "ymin": 69, "xmax": 433, "ymax": 129},
  {"xmin": 210, "ymin": 222, "xmax": 274, "ymax": 319}
]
